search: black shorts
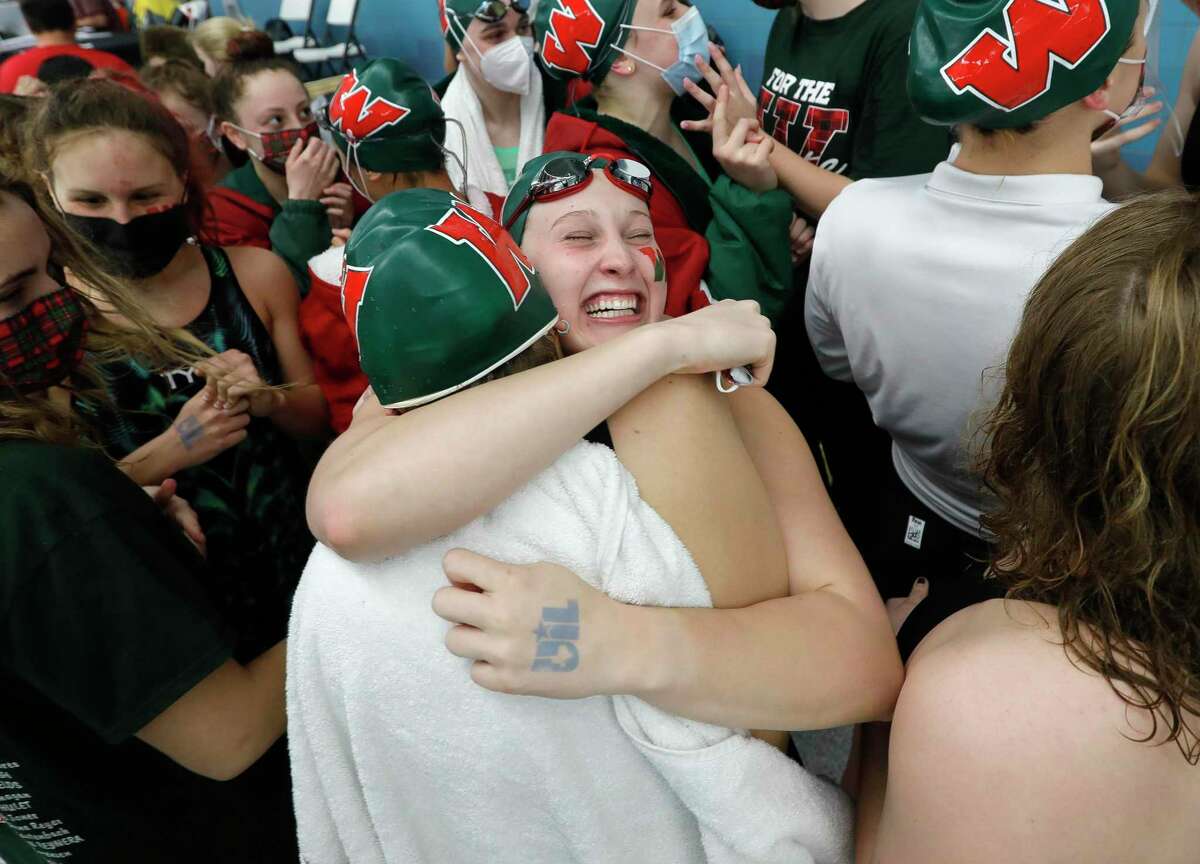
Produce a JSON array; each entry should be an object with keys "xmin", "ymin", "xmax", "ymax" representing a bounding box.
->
[{"xmin": 854, "ymin": 465, "xmax": 1005, "ymax": 660}]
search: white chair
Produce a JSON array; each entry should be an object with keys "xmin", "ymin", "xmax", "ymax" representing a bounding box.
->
[
  {"xmin": 222, "ymin": 0, "xmax": 253, "ymax": 24},
  {"xmin": 176, "ymin": 0, "xmax": 208, "ymax": 28},
  {"xmin": 291, "ymin": 0, "xmax": 366, "ymax": 74},
  {"xmin": 271, "ymin": 0, "xmax": 317, "ymax": 55}
]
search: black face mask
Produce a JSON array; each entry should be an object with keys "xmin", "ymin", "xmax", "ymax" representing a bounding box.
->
[{"xmin": 62, "ymin": 204, "xmax": 192, "ymax": 280}]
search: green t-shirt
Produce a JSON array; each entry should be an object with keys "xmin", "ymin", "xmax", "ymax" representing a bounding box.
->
[
  {"xmin": 494, "ymin": 145, "xmax": 520, "ymax": 186},
  {"xmin": 757, "ymin": 0, "xmax": 952, "ymax": 180},
  {"xmin": 0, "ymin": 440, "xmax": 294, "ymax": 863}
]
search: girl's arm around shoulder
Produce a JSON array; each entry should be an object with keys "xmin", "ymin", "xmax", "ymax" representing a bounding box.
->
[
  {"xmin": 616, "ymin": 387, "xmax": 901, "ymax": 730},
  {"xmin": 307, "ymin": 301, "xmax": 776, "ymax": 562}
]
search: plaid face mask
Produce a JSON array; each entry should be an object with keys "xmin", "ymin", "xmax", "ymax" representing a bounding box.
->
[
  {"xmin": 231, "ymin": 121, "xmax": 321, "ymax": 173},
  {"xmin": 0, "ymin": 286, "xmax": 88, "ymax": 395}
]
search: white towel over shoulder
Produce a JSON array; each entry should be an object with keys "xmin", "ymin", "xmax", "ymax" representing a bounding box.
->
[
  {"xmin": 440, "ymin": 66, "xmax": 544, "ymax": 199},
  {"xmin": 288, "ymin": 441, "xmax": 851, "ymax": 864}
]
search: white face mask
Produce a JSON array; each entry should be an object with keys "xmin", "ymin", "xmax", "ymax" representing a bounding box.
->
[
  {"xmin": 479, "ymin": 34, "xmax": 534, "ymax": 95},
  {"xmin": 451, "ymin": 15, "xmax": 534, "ymax": 96}
]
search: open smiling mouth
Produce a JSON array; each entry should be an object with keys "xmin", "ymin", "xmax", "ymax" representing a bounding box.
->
[{"xmin": 583, "ymin": 294, "xmax": 641, "ymax": 320}]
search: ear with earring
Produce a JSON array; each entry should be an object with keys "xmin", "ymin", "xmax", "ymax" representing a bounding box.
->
[{"xmin": 554, "ymin": 318, "xmax": 571, "ymax": 336}]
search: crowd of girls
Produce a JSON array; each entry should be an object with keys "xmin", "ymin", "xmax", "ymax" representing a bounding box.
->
[{"xmin": 0, "ymin": 0, "xmax": 1198, "ymax": 862}]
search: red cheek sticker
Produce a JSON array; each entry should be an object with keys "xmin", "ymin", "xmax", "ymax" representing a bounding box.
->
[
  {"xmin": 144, "ymin": 203, "xmax": 175, "ymax": 215},
  {"xmin": 638, "ymin": 246, "xmax": 666, "ymax": 283}
]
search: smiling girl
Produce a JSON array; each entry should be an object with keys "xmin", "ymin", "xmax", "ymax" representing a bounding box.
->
[
  {"xmin": 307, "ymin": 153, "xmax": 900, "ymax": 765},
  {"xmin": 291, "ymin": 185, "xmax": 855, "ymax": 863},
  {"xmin": 533, "ymin": 0, "xmax": 795, "ymax": 321}
]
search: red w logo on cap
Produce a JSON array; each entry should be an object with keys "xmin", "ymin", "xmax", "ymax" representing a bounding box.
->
[
  {"xmin": 941, "ymin": 0, "xmax": 1111, "ymax": 112},
  {"xmin": 330, "ymin": 70, "xmax": 411, "ymax": 141},
  {"xmin": 541, "ymin": 0, "xmax": 605, "ymax": 75},
  {"xmin": 427, "ymin": 202, "xmax": 536, "ymax": 309},
  {"xmin": 340, "ymin": 262, "xmax": 373, "ymax": 349}
]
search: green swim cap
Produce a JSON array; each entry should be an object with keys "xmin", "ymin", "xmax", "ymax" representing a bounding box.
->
[
  {"xmin": 343, "ymin": 188, "xmax": 559, "ymax": 409},
  {"xmin": 534, "ymin": 0, "xmax": 636, "ymax": 84},
  {"xmin": 326, "ymin": 58, "xmax": 446, "ymax": 173},
  {"xmin": 908, "ymin": 0, "xmax": 1140, "ymax": 128}
]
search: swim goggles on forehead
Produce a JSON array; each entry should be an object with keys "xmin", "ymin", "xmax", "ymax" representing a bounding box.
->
[
  {"xmin": 464, "ymin": 0, "xmax": 528, "ymax": 22},
  {"xmin": 503, "ymin": 155, "xmax": 653, "ymax": 229}
]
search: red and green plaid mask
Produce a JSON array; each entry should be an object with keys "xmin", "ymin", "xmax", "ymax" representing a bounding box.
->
[
  {"xmin": 255, "ymin": 121, "xmax": 321, "ymax": 173},
  {"xmin": 0, "ymin": 286, "xmax": 88, "ymax": 395}
]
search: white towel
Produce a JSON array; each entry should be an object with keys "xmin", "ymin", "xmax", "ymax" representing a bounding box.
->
[
  {"xmin": 440, "ymin": 66, "xmax": 545, "ymax": 200},
  {"xmin": 288, "ymin": 442, "xmax": 852, "ymax": 863},
  {"xmin": 611, "ymin": 702, "xmax": 852, "ymax": 864}
]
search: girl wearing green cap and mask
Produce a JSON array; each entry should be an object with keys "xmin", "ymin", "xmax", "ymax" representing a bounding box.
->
[{"xmin": 307, "ymin": 155, "xmax": 901, "ymax": 775}]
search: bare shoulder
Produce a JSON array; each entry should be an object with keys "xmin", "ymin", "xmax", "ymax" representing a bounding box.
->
[
  {"xmin": 223, "ymin": 245, "xmax": 300, "ymax": 324},
  {"xmin": 728, "ymin": 387, "xmax": 807, "ymax": 454},
  {"xmin": 875, "ymin": 599, "xmax": 1200, "ymax": 864}
]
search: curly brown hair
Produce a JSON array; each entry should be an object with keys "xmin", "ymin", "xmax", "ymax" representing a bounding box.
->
[{"xmin": 980, "ymin": 190, "xmax": 1200, "ymax": 763}]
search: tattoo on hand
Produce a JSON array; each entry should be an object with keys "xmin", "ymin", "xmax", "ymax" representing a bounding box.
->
[
  {"xmin": 176, "ymin": 416, "xmax": 203, "ymax": 449},
  {"xmin": 531, "ymin": 600, "xmax": 580, "ymax": 672}
]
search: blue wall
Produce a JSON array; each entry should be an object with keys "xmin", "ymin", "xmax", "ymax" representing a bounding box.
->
[
  {"xmin": 236, "ymin": 0, "xmax": 1197, "ymax": 168},
  {"xmin": 232, "ymin": 0, "xmax": 775, "ymax": 86}
]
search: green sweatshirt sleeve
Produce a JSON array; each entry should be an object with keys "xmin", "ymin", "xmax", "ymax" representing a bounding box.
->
[
  {"xmin": 704, "ymin": 176, "xmax": 795, "ymax": 324},
  {"xmin": 268, "ymin": 198, "xmax": 332, "ymax": 295}
]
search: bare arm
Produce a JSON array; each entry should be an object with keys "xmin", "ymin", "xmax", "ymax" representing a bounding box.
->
[
  {"xmin": 853, "ymin": 722, "xmax": 892, "ymax": 864},
  {"xmin": 769, "ymin": 145, "xmax": 853, "ymax": 219},
  {"xmin": 432, "ymin": 386, "xmax": 902, "ymax": 731},
  {"xmin": 624, "ymin": 389, "xmax": 900, "ymax": 729},
  {"xmin": 681, "ymin": 52, "xmax": 852, "ymax": 220},
  {"xmin": 226, "ymin": 246, "xmax": 329, "ymax": 439},
  {"xmin": 308, "ymin": 301, "xmax": 776, "ymax": 562},
  {"xmin": 116, "ymin": 388, "xmax": 252, "ymax": 487},
  {"xmin": 609, "ymin": 374, "xmax": 790, "ymax": 748},
  {"xmin": 136, "ymin": 641, "xmax": 286, "ymax": 782}
]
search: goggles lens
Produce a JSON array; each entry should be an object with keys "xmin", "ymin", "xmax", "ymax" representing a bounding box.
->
[
  {"xmin": 506, "ymin": 156, "xmax": 653, "ymax": 229},
  {"xmin": 474, "ymin": 0, "xmax": 527, "ymax": 22}
]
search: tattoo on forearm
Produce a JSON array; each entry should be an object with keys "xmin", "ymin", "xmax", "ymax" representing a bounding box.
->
[
  {"xmin": 531, "ymin": 600, "xmax": 580, "ymax": 672},
  {"xmin": 176, "ymin": 416, "xmax": 203, "ymax": 449}
]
